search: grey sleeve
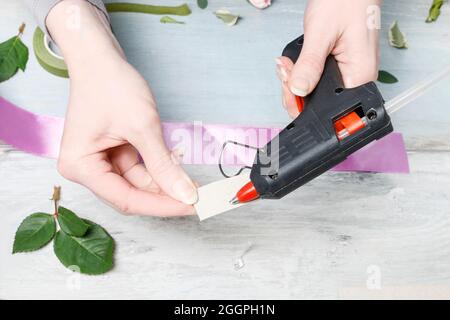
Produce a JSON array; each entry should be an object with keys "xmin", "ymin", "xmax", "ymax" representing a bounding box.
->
[{"xmin": 23, "ymin": 0, "xmax": 110, "ymax": 36}]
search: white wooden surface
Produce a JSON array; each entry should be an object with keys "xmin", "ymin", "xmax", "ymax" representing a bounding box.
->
[{"xmin": 1, "ymin": 0, "xmax": 450, "ymax": 299}]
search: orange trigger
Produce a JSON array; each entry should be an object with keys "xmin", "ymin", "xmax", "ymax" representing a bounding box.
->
[
  {"xmin": 295, "ymin": 96, "xmax": 304, "ymax": 113},
  {"xmin": 334, "ymin": 111, "xmax": 367, "ymax": 141}
]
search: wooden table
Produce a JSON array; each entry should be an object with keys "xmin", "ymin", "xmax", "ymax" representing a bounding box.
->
[{"xmin": 1, "ymin": 0, "xmax": 450, "ymax": 299}]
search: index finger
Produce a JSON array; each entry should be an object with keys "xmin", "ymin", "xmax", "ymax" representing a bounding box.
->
[{"xmin": 83, "ymin": 171, "xmax": 195, "ymax": 217}]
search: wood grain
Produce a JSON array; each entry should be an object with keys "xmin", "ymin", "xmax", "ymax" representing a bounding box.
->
[{"xmin": 1, "ymin": 0, "xmax": 450, "ymax": 299}]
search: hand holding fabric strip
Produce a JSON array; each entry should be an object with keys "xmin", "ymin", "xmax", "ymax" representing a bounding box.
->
[{"xmin": 46, "ymin": 0, "xmax": 197, "ymax": 216}]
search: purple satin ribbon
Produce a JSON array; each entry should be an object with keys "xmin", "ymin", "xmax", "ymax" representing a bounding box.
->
[{"xmin": 0, "ymin": 96, "xmax": 409, "ymax": 173}]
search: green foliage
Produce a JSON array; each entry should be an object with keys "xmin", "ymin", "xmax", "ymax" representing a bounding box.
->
[
  {"xmin": 57, "ymin": 206, "xmax": 90, "ymax": 237},
  {"xmin": 214, "ymin": 10, "xmax": 240, "ymax": 26},
  {"xmin": 13, "ymin": 187, "xmax": 115, "ymax": 275},
  {"xmin": 54, "ymin": 220, "xmax": 114, "ymax": 275},
  {"xmin": 105, "ymin": 3, "xmax": 191, "ymax": 16},
  {"xmin": 13, "ymin": 213, "xmax": 56, "ymax": 253},
  {"xmin": 0, "ymin": 23, "xmax": 29, "ymax": 83},
  {"xmin": 389, "ymin": 21, "xmax": 408, "ymax": 49},
  {"xmin": 426, "ymin": 0, "xmax": 444, "ymax": 23},
  {"xmin": 378, "ymin": 70, "xmax": 399, "ymax": 84},
  {"xmin": 197, "ymin": 0, "xmax": 208, "ymax": 10},
  {"xmin": 160, "ymin": 16, "xmax": 185, "ymax": 24}
]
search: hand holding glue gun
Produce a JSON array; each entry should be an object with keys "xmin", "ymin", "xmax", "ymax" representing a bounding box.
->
[
  {"xmin": 276, "ymin": 0, "xmax": 381, "ymax": 119},
  {"xmin": 231, "ymin": 0, "xmax": 382, "ymax": 204},
  {"xmin": 231, "ymin": 0, "xmax": 450, "ymax": 205}
]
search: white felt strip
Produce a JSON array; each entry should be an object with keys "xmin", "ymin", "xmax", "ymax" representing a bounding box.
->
[{"xmin": 195, "ymin": 172, "xmax": 251, "ymax": 221}]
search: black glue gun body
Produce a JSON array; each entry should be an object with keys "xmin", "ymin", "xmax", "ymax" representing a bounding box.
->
[{"xmin": 250, "ymin": 36, "xmax": 393, "ymax": 200}]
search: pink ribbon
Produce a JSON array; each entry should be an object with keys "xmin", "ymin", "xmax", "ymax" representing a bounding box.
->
[{"xmin": 0, "ymin": 96, "xmax": 409, "ymax": 173}]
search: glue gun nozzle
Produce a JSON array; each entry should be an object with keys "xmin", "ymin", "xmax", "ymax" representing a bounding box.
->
[{"xmin": 229, "ymin": 196, "xmax": 240, "ymax": 205}]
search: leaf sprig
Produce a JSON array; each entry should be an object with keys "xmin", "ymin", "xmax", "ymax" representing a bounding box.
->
[
  {"xmin": 160, "ymin": 16, "xmax": 185, "ymax": 24},
  {"xmin": 0, "ymin": 23, "xmax": 29, "ymax": 83},
  {"xmin": 214, "ymin": 9, "xmax": 240, "ymax": 26},
  {"xmin": 13, "ymin": 186, "xmax": 115, "ymax": 275},
  {"xmin": 388, "ymin": 21, "xmax": 408, "ymax": 49},
  {"xmin": 378, "ymin": 70, "xmax": 399, "ymax": 84},
  {"xmin": 197, "ymin": 0, "xmax": 208, "ymax": 10},
  {"xmin": 426, "ymin": 0, "xmax": 445, "ymax": 23}
]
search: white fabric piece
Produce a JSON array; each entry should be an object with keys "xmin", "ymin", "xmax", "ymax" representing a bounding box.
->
[{"xmin": 195, "ymin": 172, "xmax": 251, "ymax": 221}]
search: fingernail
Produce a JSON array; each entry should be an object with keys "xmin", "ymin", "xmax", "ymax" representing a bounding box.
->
[
  {"xmin": 275, "ymin": 57, "xmax": 284, "ymax": 67},
  {"xmin": 276, "ymin": 68, "xmax": 287, "ymax": 83},
  {"xmin": 172, "ymin": 178, "xmax": 198, "ymax": 205},
  {"xmin": 290, "ymin": 77, "xmax": 310, "ymax": 97},
  {"xmin": 278, "ymin": 67, "xmax": 288, "ymax": 82}
]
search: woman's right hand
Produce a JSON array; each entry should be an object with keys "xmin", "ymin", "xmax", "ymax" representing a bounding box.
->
[{"xmin": 276, "ymin": 0, "xmax": 381, "ymax": 118}]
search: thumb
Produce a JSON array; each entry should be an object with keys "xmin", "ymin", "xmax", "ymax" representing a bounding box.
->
[
  {"xmin": 130, "ymin": 126, "xmax": 198, "ymax": 205},
  {"xmin": 289, "ymin": 36, "xmax": 334, "ymax": 97}
]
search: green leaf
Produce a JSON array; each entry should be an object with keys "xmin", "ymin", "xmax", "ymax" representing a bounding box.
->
[
  {"xmin": 0, "ymin": 38, "xmax": 18, "ymax": 82},
  {"xmin": 197, "ymin": 0, "xmax": 208, "ymax": 9},
  {"xmin": 214, "ymin": 9, "xmax": 240, "ymax": 26},
  {"xmin": 426, "ymin": 0, "xmax": 444, "ymax": 23},
  {"xmin": 0, "ymin": 25, "xmax": 29, "ymax": 83},
  {"xmin": 378, "ymin": 70, "xmax": 399, "ymax": 84},
  {"xmin": 13, "ymin": 213, "xmax": 56, "ymax": 253},
  {"xmin": 54, "ymin": 220, "xmax": 115, "ymax": 275},
  {"xmin": 15, "ymin": 38, "xmax": 28, "ymax": 71},
  {"xmin": 160, "ymin": 16, "xmax": 185, "ymax": 24},
  {"xmin": 388, "ymin": 21, "xmax": 408, "ymax": 49},
  {"xmin": 57, "ymin": 206, "xmax": 90, "ymax": 237}
]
